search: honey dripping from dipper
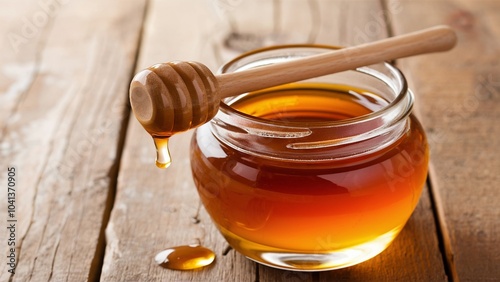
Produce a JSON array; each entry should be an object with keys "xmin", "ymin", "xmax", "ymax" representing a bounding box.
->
[
  {"xmin": 153, "ymin": 137, "xmax": 171, "ymax": 169},
  {"xmin": 129, "ymin": 61, "xmax": 220, "ymax": 169}
]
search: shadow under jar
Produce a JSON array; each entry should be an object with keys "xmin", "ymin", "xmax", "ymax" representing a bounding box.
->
[{"xmin": 190, "ymin": 45, "xmax": 429, "ymax": 271}]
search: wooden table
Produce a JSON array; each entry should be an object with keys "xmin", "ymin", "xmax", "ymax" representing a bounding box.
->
[{"xmin": 1, "ymin": 1, "xmax": 498, "ymax": 281}]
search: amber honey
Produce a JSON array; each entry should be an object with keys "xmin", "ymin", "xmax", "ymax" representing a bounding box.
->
[
  {"xmin": 191, "ymin": 81, "xmax": 428, "ymax": 270},
  {"xmin": 155, "ymin": 245, "xmax": 215, "ymax": 270}
]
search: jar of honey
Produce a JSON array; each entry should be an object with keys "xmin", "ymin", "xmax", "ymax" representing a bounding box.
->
[{"xmin": 190, "ymin": 45, "xmax": 429, "ymax": 271}]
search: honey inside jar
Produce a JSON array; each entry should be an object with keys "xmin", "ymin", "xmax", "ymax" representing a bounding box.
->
[{"xmin": 190, "ymin": 82, "xmax": 429, "ymax": 270}]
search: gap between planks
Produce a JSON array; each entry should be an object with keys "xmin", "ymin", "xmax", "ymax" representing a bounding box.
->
[
  {"xmin": 426, "ymin": 173, "xmax": 456, "ymax": 282},
  {"xmin": 89, "ymin": 1, "xmax": 151, "ymax": 281}
]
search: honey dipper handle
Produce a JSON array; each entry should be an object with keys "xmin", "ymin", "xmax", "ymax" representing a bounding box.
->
[{"xmin": 217, "ymin": 25, "xmax": 457, "ymax": 98}]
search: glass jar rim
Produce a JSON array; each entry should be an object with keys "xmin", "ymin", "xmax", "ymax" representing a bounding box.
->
[
  {"xmin": 210, "ymin": 44, "xmax": 414, "ymax": 160},
  {"xmin": 217, "ymin": 44, "xmax": 411, "ymax": 130}
]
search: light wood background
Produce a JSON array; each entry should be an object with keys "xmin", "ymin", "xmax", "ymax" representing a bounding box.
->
[{"xmin": 0, "ymin": 0, "xmax": 498, "ymax": 281}]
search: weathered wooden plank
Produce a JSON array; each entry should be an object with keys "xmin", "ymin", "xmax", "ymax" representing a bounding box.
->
[
  {"xmin": 101, "ymin": 1, "xmax": 257, "ymax": 281},
  {"xmin": 103, "ymin": 0, "xmax": 447, "ymax": 281},
  {"xmin": 390, "ymin": 0, "xmax": 500, "ymax": 280},
  {"xmin": 0, "ymin": 2, "xmax": 45, "ymax": 280},
  {"xmin": 0, "ymin": 1, "xmax": 146, "ymax": 281}
]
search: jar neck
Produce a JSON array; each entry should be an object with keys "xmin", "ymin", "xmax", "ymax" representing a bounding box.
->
[{"xmin": 210, "ymin": 45, "xmax": 414, "ymax": 161}]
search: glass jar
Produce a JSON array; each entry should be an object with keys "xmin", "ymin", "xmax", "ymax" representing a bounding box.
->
[{"xmin": 190, "ymin": 45, "xmax": 429, "ymax": 271}]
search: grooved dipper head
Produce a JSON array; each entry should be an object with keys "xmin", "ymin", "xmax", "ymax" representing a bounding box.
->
[{"xmin": 129, "ymin": 61, "xmax": 220, "ymax": 137}]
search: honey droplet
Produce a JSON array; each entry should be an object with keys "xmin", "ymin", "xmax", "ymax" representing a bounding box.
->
[
  {"xmin": 153, "ymin": 137, "xmax": 172, "ymax": 169},
  {"xmin": 154, "ymin": 245, "xmax": 216, "ymax": 270}
]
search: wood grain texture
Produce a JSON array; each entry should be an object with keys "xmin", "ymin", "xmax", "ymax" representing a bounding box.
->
[
  {"xmin": 101, "ymin": 1, "xmax": 258, "ymax": 281},
  {"xmin": 102, "ymin": 0, "xmax": 448, "ymax": 281},
  {"xmin": 389, "ymin": 0, "xmax": 500, "ymax": 280},
  {"xmin": 0, "ymin": 0, "xmax": 145, "ymax": 281}
]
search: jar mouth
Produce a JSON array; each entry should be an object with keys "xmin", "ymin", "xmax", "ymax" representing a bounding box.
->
[
  {"xmin": 219, "ymin": 44, "xmax": 410, "ymax": 128},
  {"xmin": 211, "ymin": 44, "xmax": 414, "ymax": 160}
]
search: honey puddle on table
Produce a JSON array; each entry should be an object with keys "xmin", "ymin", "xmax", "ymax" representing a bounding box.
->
[{"xmin": 155, "ymin": 245, "xmax": 215, "ymax": 270}]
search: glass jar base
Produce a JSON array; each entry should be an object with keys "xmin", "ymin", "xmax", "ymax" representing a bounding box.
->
[{"xmin": 221, "ymin": 225, "xmax": 403, "ymax": 271}]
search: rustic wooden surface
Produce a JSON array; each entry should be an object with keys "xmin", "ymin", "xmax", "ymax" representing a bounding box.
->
[
  {"xmin": 391, "ymin": 1, "xmax": 500, "ymax": 281},
  {"xmin": 0, "ymin": 0, "xmax": 498, "ymax": 281},
  {"xmin": 0, "ymin": 1, "xmax": 146, "ymax": 281}
]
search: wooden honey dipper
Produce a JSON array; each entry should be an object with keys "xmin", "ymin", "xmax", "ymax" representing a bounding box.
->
[{"xmin": 130, "ymin": 25, "xmax": 457, "ymax": 168}]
